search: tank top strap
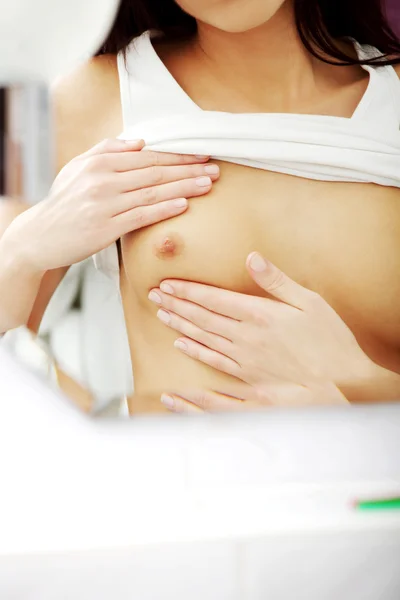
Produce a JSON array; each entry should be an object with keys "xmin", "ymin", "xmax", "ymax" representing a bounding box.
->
[
  {"xmin": 382, "ymin": 63, "xmax": 400, "ymax": 124},
  {"xmin": 353, "ymin": 42, "xmax": 400, "ymax": 127},
  {"xmin": 117, "ymin": 31, "xmax": 197, "ymax": 131}
]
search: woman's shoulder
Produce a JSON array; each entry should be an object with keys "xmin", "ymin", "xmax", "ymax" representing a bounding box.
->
[{"xmin": 51, "ymin": 54, "xmax": 122, "ymax": 171}]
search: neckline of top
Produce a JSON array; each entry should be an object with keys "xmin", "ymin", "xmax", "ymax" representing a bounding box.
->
[{"xmin": 132, "ymin": 31, "xmax": 387, "ymax": 122}]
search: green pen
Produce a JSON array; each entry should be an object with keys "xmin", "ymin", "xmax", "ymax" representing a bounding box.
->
[{"xmin": 354, "ymin": 497, "xmax": 400, "ymax": 511}]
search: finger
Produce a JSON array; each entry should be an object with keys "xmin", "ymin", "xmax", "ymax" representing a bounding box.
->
[
  {"xmin": 149, "ymin": 289, "xmax": 236, "ymax": 341},
  {"xmin": 246, "ymin": 252, "xmax": 315, "ymax": 310},
  {"xmin": 170, "ymin": 336, "xmax": 241, "ymax": 379},
  {"xmin": 82, "ymin": 138, "xmax": 145, "ymax": 157},
  {"xmin": 161, "ymin": 390, "xmax": 246, "ymax": 413},
  {"xmin": 168, "ymin": 380, "xmax": 260, "ymax": 404},
  {"xmin": 160, "ymin": 394, "xmax": 203, "ymax": 414},
  {"xmin": 155, "ymin": 307, "xmax": 236, "ymax": 360},
  {"xmin": 210, "ymin": 380, "xmax": 260, "ymax": 402},
  {"xmin": 107, "ymin": 150, "xmax": 211, "ymax": 172},
  {"xmin": 115, "ymin": 175, "xmax": 213, "ymax": 214},
  {"xmin": 158, "ymin": 280, "xmax": 259, "ymax": 321},
  {"xmin": 116, "ymin": 162, "xmax": 219, "ymax": 192},
  {"xmin": 115, "ymin": 197, "xmax": 189, "ymax": 234}
]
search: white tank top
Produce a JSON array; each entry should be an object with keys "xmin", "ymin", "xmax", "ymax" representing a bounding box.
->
[
  {"xmin": 118, "ymin": 31, "xmax": 400, "ymax": 133},
  {"xmin": 94, "ymin": 31, "xmax": 400, "ymax": 284}
]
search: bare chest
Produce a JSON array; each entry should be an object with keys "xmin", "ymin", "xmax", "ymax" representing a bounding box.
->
[{"xmin": 121, "ymin": 162, "xmax": 400, "ymax": 367}]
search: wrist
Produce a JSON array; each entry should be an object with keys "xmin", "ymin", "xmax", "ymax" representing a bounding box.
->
[
  {"xmin": 339, "ymin": 357, "xmax": 400, "ymax": 403},
  {"xmin": 0, "ymin": 238, "xmax": 45, "ymax": 332},
  {"xmin": 0, "ymin": 227, "xmax": 45, "ymax": 281}
]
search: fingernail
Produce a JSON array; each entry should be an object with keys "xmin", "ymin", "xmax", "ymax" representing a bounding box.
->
[
  {"xmin": 195, "ymin": 176, "xmax": 212, "ymax": 187},
  {"xmin": 195, "ymin": 155, "xmax": 209, "ymax": 160},
  {"xmin": 125, "ymin": 139, "xmax": 144, "ymax": 146},
  {"xmin": 148, "ymin": 291, "xmax": 162, "ymax": 304},
  {"xmin": 174, "ymin": 339, "xmax": 188, "ymax": 352},
  {"xmin": 204, "ymin": 164, "xmax": 219, "ymax": 175},
  {"xmin": 157, "ymin": 309, "xmax": 171, "ymax": 324},
  {"xmin": 172, "ymin": 198, "xmax": 187, "ymax": 208},
  {"xmin": 160, "ymin": 283, "xmax": 174, "ymax": 294},
  {"xmin": 161, "ymin": 394, "xmax": 175, "ymax": 409},
  {"xmin": 249, "ymin": 252, "xmax": 267, "ymax": 272}
]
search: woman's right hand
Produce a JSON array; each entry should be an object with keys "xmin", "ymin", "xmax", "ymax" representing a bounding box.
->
[{"xmin": 3, "ymin": 138, "xmax": 219, "ymax": 273}]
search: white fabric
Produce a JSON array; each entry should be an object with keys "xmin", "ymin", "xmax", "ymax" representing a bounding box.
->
[
  {"xmin": 1, "ymin": 326, "xmax": 58, "ymax": 386},
  {"xmin": 122, "ymin": 112, "xmax": 400, "ymax": 184},
  {"xmin": 95, "ymin": 31, "xmax": 400, "ymax": 287}
]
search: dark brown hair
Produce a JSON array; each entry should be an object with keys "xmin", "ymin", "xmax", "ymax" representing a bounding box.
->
[{"xmin": 97, "ymin": 0, "xmax": 400, "ymax": 66}]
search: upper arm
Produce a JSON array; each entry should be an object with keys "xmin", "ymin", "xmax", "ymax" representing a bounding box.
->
[
  {"xmin": 51, "ymin": 53, "xmax": 121, "ymax": 170},
  {"xmin": 28, "ymin": 54, "xmax": 122, "ymax": 332}
]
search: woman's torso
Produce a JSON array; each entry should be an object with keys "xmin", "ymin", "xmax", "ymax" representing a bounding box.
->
[
  {"xmin": 93, "ymin": 34, "xmax": 400, "ymax": 414},
  {"xmin": 122, "ymin": 166, "xmax": 400, "ymax": 413}
]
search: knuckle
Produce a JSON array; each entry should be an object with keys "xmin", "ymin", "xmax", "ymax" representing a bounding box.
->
[
  {"xmin": 266, "ymin": 270, "xmax": 286, "ymax": 293},
  {"xmin": 85, "ymin": 174, "xmax": 113, "ymax": 200},
  {"xmin": 148, "ymin": 152, "xmax": 160, "ymax": 167},
  {"xmin": 80, "ymin": 200, "xmax": 98, "ymax": 221},
  {"xmin": 85, "ymin": 155, "xmax": 106, "ymax": 174},
  {"xmin": 193, "ymin": 390, "xmax": 208, "ymax": 410},
  {"xmin": 193, "ymin": 327, "xmax": 208, "ymax": 344},
  {"xmin": 161, "ymin": 295, "xmax": 175, "ymax": 311},
  {"xmin": 85, "ymin": 181, "xmax": 103, "ymax": 200},
  {"xmin": 254, "ymin": 387, "xmax": 271, "ymax": 405},
  {"xmin": 249, "ymin": 300, "xmax": 269, "ymax": 325},
  {"xmin": 187, "ymin": 164, "xmax": 199, "ymax": 177},
  {"xmin": 195, "ymin": 311, "xmax": 210, "ymax": 331},
  {"xmin": 138, "ymin": 186, "xmax": 157, "ymax": 205},
  {"xmin": 305, "ymin": 289, "xmax": 323, "ymax": 309},
  {"xmin": 254, "ymin": 312, "xmax": 270, "ymax": 328},
  {"xmin": 132, "ymin": 210, "xmax": 146, "ymax": 229},
  {"xmin": 189, "ymin": 345, "xmax": 200, "ymax": 361},
  {"xmin": 148, "ymin": 165, "xmax": 164, "ymax": 185},
  {"xmin": 100, "ymin": 138, "xmax": 116, "ymax": 151},
  {"xmin": 173, "ymin": 285, "xmax": 187, "ymax": 300},
  {"xmin": 83, "ymin": 157, "xmax": 97, "ymax": 174},
  {"xmin": 211, "ymin": 355, "xmax": 225, "ymax": 373},
  {"xmin": 93, "ymin": 154, "xmax": 109, "ymax": 171},
  {"xmin": 201, "ymin": 331, "xmax": 215, "ymax": 348}
]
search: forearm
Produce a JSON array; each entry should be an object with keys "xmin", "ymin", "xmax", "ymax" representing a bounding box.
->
[
  {"xmin": 0, "ymin": 237, "xmax": 44, "ymax": 334},
  {"xmin": 0, "ymin": 198, "xmax": 43, "ymax": 333},
  {"xmin": 0, "ymin": 199, "xmax": 69, "ymax": 334},
  {"xmin": 340, "ymin": 361, "xmax": 400, "ymax": 404}
]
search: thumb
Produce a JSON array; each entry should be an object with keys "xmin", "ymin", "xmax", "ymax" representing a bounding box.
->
[
  {"xmin": 84, "ymin": 138, "xmax": 145, "ymax": 157},
  {"xmin": 246, "ymin": 252, "xmax": 313, "ymax": 309}
]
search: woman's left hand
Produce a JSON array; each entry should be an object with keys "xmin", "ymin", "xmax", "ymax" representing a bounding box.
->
[
  {"xmin": 160, "ymin": 379, "xmax": 348, "ymax": 414},
  {"xmin": 148, "ymin": 252, "xmax": 375, "ymax": 391}
]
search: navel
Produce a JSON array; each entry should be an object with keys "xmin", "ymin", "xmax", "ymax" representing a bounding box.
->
[{"xmin": 153, "ymin": 233, "xmax": 184, "ymax": 260}]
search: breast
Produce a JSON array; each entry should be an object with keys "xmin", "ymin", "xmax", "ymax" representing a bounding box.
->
[
  {"xmin": 120, "ymin": 161, "xmax": 264, "ymax": 303},
  {"xmin": 120, "ymin": 160, "xmax": 400, "ymax": 385}
]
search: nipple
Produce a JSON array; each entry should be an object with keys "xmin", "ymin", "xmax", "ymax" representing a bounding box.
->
[{"xmin": 153, "ymin": 233, "xmax": 184, "ymax": 260}]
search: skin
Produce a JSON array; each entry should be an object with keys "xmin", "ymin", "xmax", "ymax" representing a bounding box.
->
[
  {"xmin": 0, "ymin": 58, "xmax": 216, "ymax": 410},
  {"xmin": 0, "ymin": 55, "xmax": 121, "ymax": 334},
  {"xmin": 152, "ymin": 253, "xmax": 400, "ymax": 412},
  {"xmin": 119, "ymin": 1, "xmax": 400, "ymax": 413},
  {"xmin": 2, "ymin": 0, "xmax": 399, "ymax": 413}
]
